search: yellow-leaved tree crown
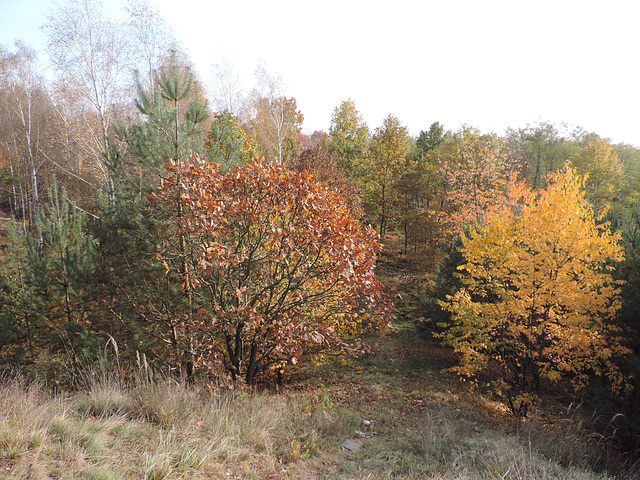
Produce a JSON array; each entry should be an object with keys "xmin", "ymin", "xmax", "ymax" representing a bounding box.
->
[{"xmin": 442, "ymin": 164, "xmax": 628, "ymax": 414}]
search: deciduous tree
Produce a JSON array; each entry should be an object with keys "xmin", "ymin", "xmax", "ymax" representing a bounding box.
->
[
  {"xmin": 126, "ymin": 0, "xmax": 177, "ymax": 92},
  {"xmin": 328, "ymin": 100, "xmax": 370, "ymax": 174},
  {"xmin": 360, "ymin": 114, "xmax": 412, "ymax": 237},
  {"xmin": 428, "ymin": 127, "xmax": 511, "ymax": 242},
  {"xmin": 505, "ymin": 122, "xmax": 570, "ymax": 189},
  {"xmin": 293, "ymin": 145, "xmax": 364, "ymax": 220},
  {"xmin": 44, "ymin": 0, "xmax": 132, "ymax": 185},
  {"xmin": 571, "ymin": 134, "xmax": 625, "ymax": 212},
  {"xmin": 442, "ymin": 165, "xmax": 628, "ymax": 414},
  {"xmin": 210, "ymin": 57, "xmax": 245, "ymax": 116},
  {"xmin": 0, "ymin": 41, "xmax": 46, "ymax": 223},
  {"xmin": 154, "ymin": 157, "xmax": 393, "ymax": 384},
  {"xmin": 244, "ymin": 65, "xmax": 303, "ymax": 165}
]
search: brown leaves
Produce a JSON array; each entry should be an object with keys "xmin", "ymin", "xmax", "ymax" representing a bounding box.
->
[
  {"xmin": 427, "ymin": 127, "xmax": 511, "ymax": 242},
  {"xmin": 152, "ymin": 156, "xmax": 394, "ymax": 383}
]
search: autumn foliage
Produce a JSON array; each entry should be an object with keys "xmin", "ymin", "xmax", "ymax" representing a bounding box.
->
[
  {"xmin": 293, "ymin": 145, "xmax": 364, "ymax": 220},
  {"xmin": 442, "ymin": 165, "xmax": 628, "ymax": 412},
  {"xmin": 153, "ymin": 156, "xmax": 393, "ymax": 384},
  {"xmin": 427, "ymin": 128, "xmax": 512, "ymax": 242}
]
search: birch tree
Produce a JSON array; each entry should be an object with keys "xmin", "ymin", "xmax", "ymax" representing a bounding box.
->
[
  {"xmin": 0, "ymin": 41, "xmax": 49, "ymax": 223},
  {"xmin": 44, "ymin": 0, "xmax": 132, "ymax": 185},
  {"xmin": 244, "ymin": 64, "xmax": 303, "ymax": 165}
]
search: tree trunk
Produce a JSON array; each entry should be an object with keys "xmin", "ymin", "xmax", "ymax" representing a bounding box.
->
[
  {"xmin": 379, "ymin": 183, "xmax": 386, "ymax": 238},
  {"xmin": 245, "ymin": 340, "xmax": 259, "ymax": 385}
]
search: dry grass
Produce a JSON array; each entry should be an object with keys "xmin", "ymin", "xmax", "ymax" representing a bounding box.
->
[
  {"xmin": 0, "ymin": 235, "xmax": 637, "ymax": 479},
  {"xmin": 0, "ymin": 373, "xmax": 311, "ymax": 479},
  {"xmin": 0, "ymin": 331, "xmax": 637, "ymax": 480}
]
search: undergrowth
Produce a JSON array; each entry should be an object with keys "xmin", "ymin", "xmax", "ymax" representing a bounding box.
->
[
  {"xmin": 0, "ymin": 329, "xmax": 637, "ymax": 479},
  {"xmin": 0, "ymin": 236, "xmax": 637, "ymax": 479}
]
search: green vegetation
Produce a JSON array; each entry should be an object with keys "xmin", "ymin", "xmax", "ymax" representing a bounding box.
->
[
  {"xmin": 2, "ymin": 1, "xmax": 640, "ymax": 477},
  {"xmin": 1, "ymin": 311, "xmax": 636, "ymax": 479}
]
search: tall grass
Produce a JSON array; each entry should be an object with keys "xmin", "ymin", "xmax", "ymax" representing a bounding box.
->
[
  {"xmin": 0, "ymin": 342, "xmax": 637, "ymax": 479},
  {"xmin": 0, "ymin": 363, "xmax": 346, "ymax": 479}
]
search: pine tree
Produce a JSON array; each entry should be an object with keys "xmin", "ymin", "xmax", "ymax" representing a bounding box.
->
[
  {"xmin": 0, "ymin": 222, "xmax": 42, "ymax": 366},
  {"xmin": 92, "ymin": 51, "xmax": 209, "ymax": 377},
  {"xmin": 205, "ymin": 111, "xmax": 257, "ymax": 172},
  {"xmin": 0, "ymin": 180, "xmax": 98, "ymax": 369}
]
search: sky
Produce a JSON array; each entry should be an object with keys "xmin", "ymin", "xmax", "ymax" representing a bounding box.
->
[{"xmin": 1, "ymin": 0, "xmax": 640, "ymax": 146}]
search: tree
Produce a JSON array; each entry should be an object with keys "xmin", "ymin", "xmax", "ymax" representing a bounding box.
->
[
  {"xmin": 153, "ymin": 157, "xmax": 393, "ymax": 384},
  {"xmin": 210, "ymin": 57, "xmax": 245, "ymax": 116},
  {"xmin": 394, "ymin": 165, "xmax": 423, "ymax": 255},
  {"xmin": 571, "ymin": 134, "xmax": 625, "ymax": 213},
  {"xmin": 442, "ymin": 165, "xmax": 628, "ymax": 414},
  {"xmin": 91, "ymin": 52, "xmax": 209, "ymax": 376},
  {"xmin": 293, "ymin": 145, "xmax": 364, "ymax": 220},
  {"xmin": 0, "ymin": 222, "xmax": 42, "ymax": 366},
  {"xmin": 115, "ymin": 50, "xmax": 209, "ymax": 187},
  {"xmin": 0, "ymin": 41, "xmax": 46, "ymax": 223},
  {"xmin": 427, "ymin": 127, "xmax": 511, "ymax": 242},
  {"xmin": 244, "ymin": 65, "xmax": 303, "ymax": 165},
  {"xmin": 0, "ymin": 180, "xmax": 98, "ymax": 368},
  {"xmin": 41, "ymin": 92, "xmax": 106, "ymax": 211},
  {"xmin": 328, "ymin": 100, "xmax": 370, "ymax": 174},
  {"xmin": 361, "ymin": 114, "xmax": 412, "ymax": 237},
  {"xmin": 415, "ymin": 121, "xmax": 445, "ymax": 160},
  {"xmin": 31, "ymin": 180, "xmax": 99, "ymax": 356},
  {"xmin": 205, "ymin": 111, "xmax": 256, "ymax": 171},
  {"xmin": 614, "ymin": 144, "xmax": 640, "ymax": 334},
  {"xmin": 44, "ymin": 0, "xmax": 132, "ymax": 186},
  {"xmin": 308, "ymin": 130, "xmax": 330, "ymax": 149},
  {"xmin": 616, "ymin": 142, "xmax": 640, "ymax": 202},
  {"xmin": 0, "ymin": 42, "xmax": 94, "ymax": 225},
  {"xmin": 248, "ymin": 97, "xmax": 303, "ymax": 165},
  {"xmin": 245, "ymin": 95, "xmax": 303, "ymax": 165},
  {"xmin": 505, "ymin": 125, "xmax": 625, "ymax": 213},
  {"xmin": 505, "ymin": 122, "xmax": 570, "ymax": 189},
  {"xmin": 126, "ymin": 0, "xmax": 177, "ymax": 92},
  {"xmin": 384, "ymin": 122, "xmax": 447, "ymax": 257}
]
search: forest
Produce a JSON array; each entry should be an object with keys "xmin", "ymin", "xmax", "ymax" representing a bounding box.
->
[{"xmin": 2, "ymin": 0, "xmax": 640, "ymax": 478}]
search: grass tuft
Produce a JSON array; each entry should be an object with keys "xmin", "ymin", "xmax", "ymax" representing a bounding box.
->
[{"xmin": 0, "ymin": 324, "xmax": 637, "ymax": 479}]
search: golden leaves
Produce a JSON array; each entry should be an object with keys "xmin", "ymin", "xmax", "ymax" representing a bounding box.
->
[{"xmin": 443, "ymin": 164, "xmax": 629, "ymax": 396}]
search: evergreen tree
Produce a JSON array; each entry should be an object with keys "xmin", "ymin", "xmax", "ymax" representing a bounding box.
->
[
  {"xmin": 92, "ymin": 52, "xmax": 209, "ymax": 376},
  {"xmin": 32, "ymin": 180, "xmax": 98, "ymax": 357},
  {"xmin": 0, "ymin": 180, "xmax": 98, "ymax": 369},
  {"xmin": 415, "ymin": 121, "xmax": 445, "ymax": 160},
  {"xmin": 0, "ymin": 223, "xmax": 42, "ymax": 366},
  {"xmin": 111, "ymin": 51, "xmax": 209, "ymax": 193}
]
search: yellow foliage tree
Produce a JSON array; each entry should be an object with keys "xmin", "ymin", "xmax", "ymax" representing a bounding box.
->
[
  {"xmin": 360, "ymin": 114, "xmax": 412, "ymax": 237},
  {"xmin": 442, "ymin": 165, "xmax": 628, "ymax": 413},
  {"xmin": 570, "ymin": 134, "xmax": 625, "ymax": 212}
]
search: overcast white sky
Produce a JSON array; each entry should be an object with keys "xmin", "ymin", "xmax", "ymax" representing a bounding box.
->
[{"xmin": 2, "ymin": 0, "xmax": 639, "ymax": 146}]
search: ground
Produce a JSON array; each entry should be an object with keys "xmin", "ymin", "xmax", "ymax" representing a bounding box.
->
[{"xmin": 0, "ymin": 235, "xmax": 637, "ymax": 479}]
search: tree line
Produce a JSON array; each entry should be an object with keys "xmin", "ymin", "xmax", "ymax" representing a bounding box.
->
[{"xmin": 1, "ymin": 0, "xmax": 640, "ymax": 423}]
